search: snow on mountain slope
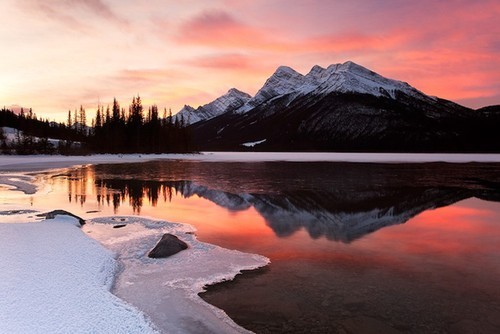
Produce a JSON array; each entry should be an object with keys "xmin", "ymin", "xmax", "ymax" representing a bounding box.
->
[
  {"xmin": 235, "ymin": 61, "xmax": 436, "ymax": 114},
  {"xmin": 236, "ymin": 66, "xmax": 304, "ymax": 114},
  {"xmin": 173, "ymin": 105, "xmax": 196, "ymax": 124},
  {"xmin": 304, "ymin": 61, "xmax": 433, "ymax": 100},
  {"xmin": 175, "ymin": 88, "xmax": 251, "ymax": 124}
]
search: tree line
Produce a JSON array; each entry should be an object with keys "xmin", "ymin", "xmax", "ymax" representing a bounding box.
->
[{"xmin": 0, "ymin": 95, "xmax": 192, "ymax": 155}]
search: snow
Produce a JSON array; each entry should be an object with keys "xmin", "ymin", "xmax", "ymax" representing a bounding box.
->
[
  {"xmin": 174, "ymin": 88, "xmax": 251, "ymax": 124},
  {"xmin": 241, "ymin": 139, "xmax": 267, "ymax": 147},
  {"xmin": 1, "ymin": 152, "xmax": 500, "ymax": 176},
  {"xmin": 1, "ymin": 126, "xmax": 77, "ymax": 148},
  {"xmin": 0, "ymin": 215, "xmax": 157, "ymax": 333}
]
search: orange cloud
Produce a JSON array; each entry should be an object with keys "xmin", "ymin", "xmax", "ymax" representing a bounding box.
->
[
  {"xmin": 175, "ymin": 10, "xmax": 304, "ymax": 52},
  {"xmin": 183, "ymin": 53, "xmax": 253, "ymax": 69}
]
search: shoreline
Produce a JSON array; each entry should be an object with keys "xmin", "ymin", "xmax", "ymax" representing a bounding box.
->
[{"xmin": 1, "ymin": 151, "xmax": 500, "ymax": 174}]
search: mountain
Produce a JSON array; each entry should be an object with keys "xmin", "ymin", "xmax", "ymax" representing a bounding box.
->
[
  {"xmin": 174, "ymin": 88, "xmax": 251, "ymax": 125},
  {"xmin": 190, "ymin": 61, "xmax": 500, "ymax": 152}
]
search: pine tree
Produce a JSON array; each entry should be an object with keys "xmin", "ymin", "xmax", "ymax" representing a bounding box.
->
[
  {"xmin": 95, "ymin": 106, "xmax": 102, "ymax": 128},
  {"xmin": 79, "ymin": 105, "xmax": 86, "ymax": 135},
  {"xmin": 73, "ymin": 109, "xmax": 78, "ymax": 132},
  {"xmin": 112, "ymin": 98, "xmax": 120, "ymax": 123},
  {"xmin": 105, "ymin": 106, "xmax": 111, "ymax": 124}
]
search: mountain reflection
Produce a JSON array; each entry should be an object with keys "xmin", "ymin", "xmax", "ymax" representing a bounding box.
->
[{"xmin": 64, "ymin": 161, "xmax": 500, "ymax": 242}]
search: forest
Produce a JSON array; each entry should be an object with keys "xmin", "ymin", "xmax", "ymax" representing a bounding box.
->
[{"xmin": 0, "ymin": 95, "xmax": 192, "ymax": 155}]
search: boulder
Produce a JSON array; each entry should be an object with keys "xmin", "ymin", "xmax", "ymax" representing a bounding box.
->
[{"xmin": 148, "ymin": 233, "xmax": 188, "ymax": 258}]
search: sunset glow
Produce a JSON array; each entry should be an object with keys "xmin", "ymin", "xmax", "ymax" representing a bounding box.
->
[{"xmin": 1, "ymin": 0, "xmax": 499, "ymax": 121}]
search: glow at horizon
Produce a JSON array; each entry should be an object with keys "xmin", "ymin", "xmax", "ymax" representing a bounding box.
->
[{"xmin": 1, "ymin": 0, "xmax": 499, "ymax": 122}]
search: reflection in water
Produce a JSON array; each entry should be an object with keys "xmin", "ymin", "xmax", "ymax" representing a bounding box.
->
[
  {"xmin": 63, "ymin": 161, "xmax": 500, "ymax": 243},
  {"xmin": 51, "ymin": 161, "xmax": 500, "ymax": 333}
]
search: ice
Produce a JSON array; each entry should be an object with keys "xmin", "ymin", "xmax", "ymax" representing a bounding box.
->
[
  {"xmin": 85, "ymin": 216, "xmax": 270, "ymax": 333},
  {"xmin": 0, "ymin": 174, "xmax": 37, "ymax": 194},
  {"xmin": 0, "ymin": 215, "xmax": 157, "ymax": 333}
]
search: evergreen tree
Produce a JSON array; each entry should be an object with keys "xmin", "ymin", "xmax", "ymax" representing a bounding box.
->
[
  {"xmin": 79, "ymin": 105, "xmax": 86, "ymax": 135},
  {"xmin": 68, "ymin": 110, "xmax": 72, "ymax": 129},
  {"xmin": 112, "ymin": 98, "xmax": 120, "ymax": 123},
  {"xmin": 105, "ymin": 105, "xmax": 111, "ymax": 124},
  {"xmin": 95, "ymin": 106, "xmax": 102, "ymax": 128}
]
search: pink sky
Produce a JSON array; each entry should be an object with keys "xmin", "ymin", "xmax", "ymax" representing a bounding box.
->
[{"xmin": 1, "ymin": 0, "xmax": 499, "ymax": 121}]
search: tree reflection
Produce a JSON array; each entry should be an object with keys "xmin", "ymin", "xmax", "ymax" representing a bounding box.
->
[{"xmin": 64, "ymin": 161, "xmax": 500, "ymax": 241}]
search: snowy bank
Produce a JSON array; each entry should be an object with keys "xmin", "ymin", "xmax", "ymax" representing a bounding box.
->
[{"xmin": 0, "ymin": 215, "xmax": 157, "ymax": 333}]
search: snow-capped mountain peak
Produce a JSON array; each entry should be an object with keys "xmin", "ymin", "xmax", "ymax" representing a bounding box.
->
[
  {"xmin": 235, "ymin": 66, "xmax": 304, "ymax": 114},
  {"xmin": 235, "ymin": 61, "xmax": 434, "ymax": 114},
  {"xmin": 174, "ymin": 88, "xmax": 250, "ymax": 125}
]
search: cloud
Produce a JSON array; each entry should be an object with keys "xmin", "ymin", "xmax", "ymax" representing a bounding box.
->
[
  {"xmin": 175, "ymin": 10, "xmax": 289, "ymax": 51},
  {"xmin": 20, "ymin": 0, "xmax": 128, "ymax": 30},
  {"xmin": 112, "ymin": 68, "xmax": 184, "ymax": 84},
  {"xmin": 174, "ymin": 10, "xmax": 417, "ymax": 56},
  {"xmin": 182, "ymin": 53, "xmax": 254, "ymax": 70}
]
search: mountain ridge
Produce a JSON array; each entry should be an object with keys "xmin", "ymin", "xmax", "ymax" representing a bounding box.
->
[
  {"xmin": 182, "ymin": 61, "xmax": 499, "ymax": 152},
  {"xmin": 174, "ymin": 88, "xmax": 251, "ymax": 125}
]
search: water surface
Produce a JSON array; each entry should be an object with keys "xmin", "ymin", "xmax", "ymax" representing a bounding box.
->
[{"xmin": 7, "ymin": 160, "xmax": 500, "ymax": 333}]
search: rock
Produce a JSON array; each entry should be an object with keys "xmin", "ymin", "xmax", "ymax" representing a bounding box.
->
[
  {"xmin": 113, "ymin": 224, "xmax": 127, "ymax": 229},
  {"xmin": 148, "ymin": 233, "xmax": 188, "ymax": 258},
  {"xmin": 40, "ymin": 210, "xmax": 86, "ymax": 226}
]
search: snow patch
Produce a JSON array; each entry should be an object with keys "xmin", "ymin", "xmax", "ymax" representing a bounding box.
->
[{"xmin": 241, "ymin": 139, "xmax": 267, "ymax": 147}]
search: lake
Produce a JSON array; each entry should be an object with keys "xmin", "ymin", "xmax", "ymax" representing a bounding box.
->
[{"xmin": 8, "ymin": 160, "xmax": 500, "ymax": 333}]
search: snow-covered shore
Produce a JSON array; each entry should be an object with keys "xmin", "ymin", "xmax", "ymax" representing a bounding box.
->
[
  {"xmin": 1, "ymin": 151, "xmax": 500, "ymax": 173},
  {"xmin": 0, "ymin": 215, "xmax": 157, "ymax": 333}
]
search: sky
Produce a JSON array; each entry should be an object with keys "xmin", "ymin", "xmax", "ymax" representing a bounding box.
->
[{"xmin": 1, "ymin": 0, "xmax": 499, "ymax": 122}]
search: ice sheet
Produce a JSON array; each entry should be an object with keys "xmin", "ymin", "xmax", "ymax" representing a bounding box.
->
[{"xmin": 85, "ymin": 216, "xmax": 270, "ymax": 333}]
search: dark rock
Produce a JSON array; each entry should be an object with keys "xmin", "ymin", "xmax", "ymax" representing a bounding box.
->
[
  {"xmin": 113, "ymin": 224, "xmax": 127, "ymax": 229},
  {"xmin": 39, "ymin": 210, "xmax": 86, "ymax": 226},
  {"xmin": 148, "ymin": 233, "xmax": 188, "ymax": 258}
]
